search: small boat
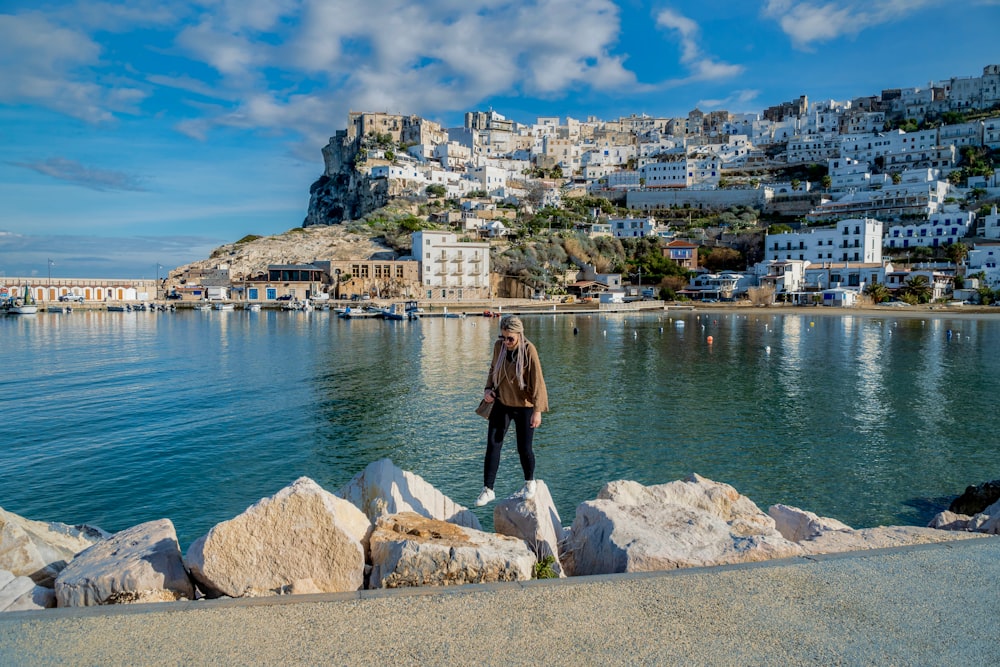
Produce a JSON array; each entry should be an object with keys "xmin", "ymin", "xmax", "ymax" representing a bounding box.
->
[
  {"xmin": 213, "ymin": 302, "xmax": 235, "ymax": 311},
  {"xmin": 194, "ymin": 303, "xmax": 211, "ymax": 311},
  {"xmin": 245, "ymin": 303, "xmax": 261, "ymax": 312},
  {"xmin": 405, "ymin": 301, "xmax": 423, "ymax": 320},
  {"xmin": 380, "ymin": 303, "xmax": 406, "ymax": 320},
  {"xmin": 47, "ymin": 305, "xmax": 66, "ymax": 313},
  {"xmin": 107, "ymin": 305, "xmax": 128, "ymax": 312},
  {"xmin": 338, "ymin": 306, "xmax": 381, "ymax": 319},
  {"xmin": 6, "ymin": 286, "xmax": 38, "ymax": 315}
]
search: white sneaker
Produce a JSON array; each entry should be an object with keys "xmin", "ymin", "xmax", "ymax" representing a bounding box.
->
[
  {"xmin": 522, "ymin": 480, "xmax": 537, "ymax": 500},
  {"xmin": 475, "ymin": 487, "xmax": 495, "ymax": 507}
]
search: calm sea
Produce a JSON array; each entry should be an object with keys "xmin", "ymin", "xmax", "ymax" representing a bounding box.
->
[{"xmin": 2, "ymin": 307, "xmax": 998, "ymax": 549}]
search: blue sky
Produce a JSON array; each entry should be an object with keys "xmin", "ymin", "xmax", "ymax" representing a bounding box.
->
[{"xmin": 1, "ymin": 1, "xmax": 999, "ymax": 278}]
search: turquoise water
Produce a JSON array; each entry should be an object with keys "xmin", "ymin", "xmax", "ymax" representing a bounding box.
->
[{"xmin": 2, "ymin": 308, "xmax": 998, "ymax": 548}]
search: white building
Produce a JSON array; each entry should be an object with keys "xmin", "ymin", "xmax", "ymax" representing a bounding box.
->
[
  {"xmin": 884, "ymin": 208, "xmax": 974, "ymax": 250},
  {"xmin": 803, "ymin": 262, "xmax": 888, "ymax": 291},
  {"xmin": 411, "ymin": 230, "xmax": 490, "ymax": 299},
  {"xmin": 787, "ymin": 134, "xmax": 840, "ymax": 164},
  {"xmin": 966, "ymin": 242, "xmax": 1000, "ymax": 287},
  {"xmin": 755, "ymin": 260, "xmax": 808, "ymax": 295},
  {"xmin": 827, "ymin": 157, "xmax": 875, "ymax": 191},
  {"xmin": 807, "ymin": 178, "xmax": 950, "ymax": 222},
  {"xmin": 608, "ymin": 216, "xmax": 660, "ymax": 238},
  {"xmin": 470, "ymin": 165, "xmax": 509, "ymax": 194},
  {"xmin": 840, "ymin": 128, "xmax": 938, "ymax": 163},
  {"xmin": 983, "ymin": 205, "xmax": 1000, "ymax": 240},
  {"xmin": 765, "ymin": 218, "xmax": 883, "ymax": 264}
]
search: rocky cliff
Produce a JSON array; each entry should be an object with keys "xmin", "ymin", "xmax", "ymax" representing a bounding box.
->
[{"xmin": 303, "ymin": 132, "xmax": 390, "ymax": 227}]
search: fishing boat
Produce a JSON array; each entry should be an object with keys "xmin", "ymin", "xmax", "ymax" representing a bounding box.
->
[
  {"xmin": 245, "ymin": 303, "xmax": 261, "ymax": 312},
  {"xmin": 213, "ymin": 302, "xmax": 235, "ymax": 311},
  {"xmin": 6, "ymin": 286, "xmax": 39, "ymax": 314}
]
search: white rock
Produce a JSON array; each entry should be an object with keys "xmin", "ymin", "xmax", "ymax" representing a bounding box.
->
[
  {"xmin": 369, "ymin": 512, "xmax": 535, "ymax": 588},
  {"xmin": 0, "ymin": 570, "xmax": 55, "ymax": 612},
  {"xmin": 767, "ymin": 504, "xmax": 853, "ymax": 542},
  {"xmin": 561, "ymin": 474, "xmax": 803, "ymax": 576},
  {"xmin": 54, "ymin": 519, "xmax": 192, "ymax": 607},
  {"xmin": 185, "ymin": 477, "xmax": 370, "ymax": 598},
  {"xmin": 0, "ymin": 506, "xmax": 109, "ymax": 587},
  {"xmin": 337, "ymin": 458, "xmax": 481, "ymax": 530},
  {"xmin": 927, "ymin": 511, "xmax": 971, "ymax": 531},
  {"xmin": 493, "ymin": 480, "xmax": 566, "ymax": 577},
  {"xmin": 798, "ymin": 525, "xmax": 989, "ymax": 555},
  {"xmin": 970, "ymin": 498, "xmax": 1000, "ymax": 534}
]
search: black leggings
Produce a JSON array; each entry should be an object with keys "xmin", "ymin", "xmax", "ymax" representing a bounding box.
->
[{"xmin": 484, "ymin": 401, "xmax": 535, "ymax": 489}]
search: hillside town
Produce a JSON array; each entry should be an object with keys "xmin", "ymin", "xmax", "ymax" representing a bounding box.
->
[{"xmin": 5, "ymin": 64, "xmax": 1000, "ymax": 310}]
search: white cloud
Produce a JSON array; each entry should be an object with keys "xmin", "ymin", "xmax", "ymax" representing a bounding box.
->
[
  {"xmin": 697, "ymin": 89, "xmax": 760, "ymax": 111},
  {"xmin": 654, "ymin": 7, "xmax": 744, "ymax": 84},
  {"xmin": 0, "ymin": 12, "xmax": 148, "ymax": 122},
  {"xmin": 762, "ymin": 0, "xmax": 942, "ymax": 50},
  {"xmin": 10, "ymin": 157, "xmax": 147, "ymax": 192},
  {"xmin": 2, "ymin": 0, "xmax": 639, "ymax": 148},
  {"xmin": 162, "ymin": 0, "xmax": 639, "ymax": 145}
]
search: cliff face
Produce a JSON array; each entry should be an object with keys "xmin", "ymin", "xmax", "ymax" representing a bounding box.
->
[{"xmin": 302, "ymin": 133, "xmax": 390, "ymax": 227}]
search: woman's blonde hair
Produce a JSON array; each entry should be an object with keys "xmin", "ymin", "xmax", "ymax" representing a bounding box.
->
[{"xmin": 493, "ymin": 316, "xmax": 529, "ymax": 389}]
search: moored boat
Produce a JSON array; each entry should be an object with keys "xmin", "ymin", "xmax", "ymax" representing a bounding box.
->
[{"xmin": 6, "ymin": 286, "xmax": 38, "ymax": 314}]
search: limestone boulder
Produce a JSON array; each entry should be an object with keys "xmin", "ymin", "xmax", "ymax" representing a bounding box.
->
[
  {"xmin": 0, "ymin": 569, "xmax": 56, "ymax": 612},
  {"xmin": 797, "ymin": 525, "xmax": 989, "ymax": 555},
  {"xmin": 337, "ymin": 458, "xmax": 481, "ymax": 530},
  {"xmin": 54, "ymin": 519, "xmax": 193, "ymax": 607},
  {"xmin": 767, "ymin": 504, "xmax": 853, "ymax": 542},
  {"xmin": 0, "ymin": 506, "xmax": 109, "ymax": 586},
  {"xmin": 966, "ymin": 498, "xmax": 1000, "ymax": 534},
  {"xmin": 494, "ymin": 480, "xmax": 566, "ymax": 577},
  {"xmin": 928, "ymin": 511, "xmax": 971, "ymax": 531},
  {"xmin": 561, "ymin": 474, "xmax": 803, "ymax": 577},
  {"xmin": 369, "ymin": 512, "xmax": 535, "ymax": 589},
  {"xmin": 185, "ymin": 477, "xmax": 370, "ymax": 598}
]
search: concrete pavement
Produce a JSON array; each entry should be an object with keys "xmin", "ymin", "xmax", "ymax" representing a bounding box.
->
[{"xmin": 1, "ymin": 537, "xmax": 998, "ymax": 666}]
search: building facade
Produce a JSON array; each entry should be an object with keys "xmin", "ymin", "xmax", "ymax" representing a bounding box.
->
[
  {"xmin": 411, "ymin": 230, "xmax": 490, "ymax": 299},
  {"xmin": 766, "ymin": 218, "xmax": 884, "ymax": 264}
]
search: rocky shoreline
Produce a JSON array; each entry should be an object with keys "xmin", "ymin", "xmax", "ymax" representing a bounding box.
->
[{"xmin": 1, "ymin": 460, "xmax": 996, "ymax": 612}]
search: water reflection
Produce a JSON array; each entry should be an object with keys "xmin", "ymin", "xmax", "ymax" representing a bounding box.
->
[{"xmin": 1, "ymin": 309, "xmax": 999, "ymax": 545}]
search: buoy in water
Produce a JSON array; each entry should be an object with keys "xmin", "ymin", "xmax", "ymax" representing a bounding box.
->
[
  {"xmin": 707, "ymin": 335, "xmax": 714, "ymax": 344},
  {"xmin": 765, "ymin": 345, "xmax": 771, "ymax": 354}
]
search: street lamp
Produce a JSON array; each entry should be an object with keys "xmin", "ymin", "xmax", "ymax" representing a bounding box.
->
[
  {"xmin": 156, "ymin": 263, "xmax": 163, "ymax": 300},
  {"xmin": 47, "ymin": 259, "xmax": 53, "ymax": 301}
]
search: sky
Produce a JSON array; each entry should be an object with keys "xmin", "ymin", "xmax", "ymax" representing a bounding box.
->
[{"xmin": 1, "ymin": 1, "xmax": 999, "ymax": 279}]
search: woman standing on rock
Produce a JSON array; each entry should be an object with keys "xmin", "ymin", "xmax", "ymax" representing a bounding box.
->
[{"xmin": 476, "ymin": 315, "xmax": 548, "ymax": 507}]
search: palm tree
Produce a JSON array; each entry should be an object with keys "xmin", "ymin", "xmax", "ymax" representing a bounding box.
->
[
  {"xmin": 902, "ymin": 275, "xmax": 932, "ymax": 303},
  {"xmin": 863, "ymin": 282, "xmax": 891, "ymax": 304},
  {"xmin": 945, "ymin": 242, "xmax": 968, "ymax": 268}
]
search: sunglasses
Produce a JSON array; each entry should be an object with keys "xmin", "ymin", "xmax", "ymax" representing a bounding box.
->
[{"xmin": 498, "ymin": 335, "xmax": 517, "ymax": 343}]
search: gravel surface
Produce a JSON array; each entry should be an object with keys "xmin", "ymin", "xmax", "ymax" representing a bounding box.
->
[{"xmin": 2, "ymin": 538, "xmax": 998, "ymax": 666}]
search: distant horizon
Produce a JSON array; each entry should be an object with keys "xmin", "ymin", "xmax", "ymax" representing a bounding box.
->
[{"xmin": 2, "ymin": 1, "xmax": 999, "ymax": 278}]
